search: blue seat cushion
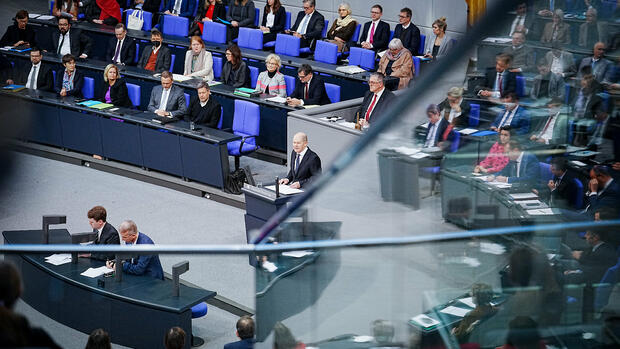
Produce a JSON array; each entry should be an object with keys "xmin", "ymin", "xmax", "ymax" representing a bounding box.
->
[{"xmin": 191, "ymin": 302, "xmax": 208, "ymax": 318}]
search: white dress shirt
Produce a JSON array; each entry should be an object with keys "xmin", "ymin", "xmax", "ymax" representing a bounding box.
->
[
  {"xmin": 298, "ymin": 11, "xmax": 315, "ymax": 35},
  {"xmin": 113, "ymin": 38, "xmax": 125, "ymax": 64},
  {"xmin": 539, "ymin": 112, "xmax": 560, "ymax": 143},
  {"xmin": 159, "ymin": 88, "xmax": 171, "ymax": 111},
  {"xmin": 365, "ymin": 87, "xmax": 385, "ymax": 120},
  {"xmin": 266, "ymin": 12, "xmax": 275, "ymax": 28},
  {"xmin": 27, "ymin": 63, "xmax": 41, "ymax": 89},
  {"xmin": 59, "ymin": 31, "xmax": 72, "ymax": 56},
  {"xmin": 424, "ymin": 121, "xmax": 439, "ymax": 148},
  {"xmin": 515, "ymin": 151, "xmax": 524, "ymax": 177},
  {"xmin": 294, "ymin": 146, "xmax": 308, "ymax": 172}
]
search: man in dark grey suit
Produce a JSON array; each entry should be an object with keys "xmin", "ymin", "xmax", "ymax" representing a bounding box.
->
[
  {"xmin": 81, "ymin": 205, "xmax": 120, "ymax": 261},
  {"xmin": 147, "ymin": 71, "xmax": 186, "ymax": 118},
  {"xmin": 577, "ymin": 42, "xmax": 613, "ymax": 84},
  {"xmin": 357, "ymin": 72, "xmax": 396, "ymax": 128}
]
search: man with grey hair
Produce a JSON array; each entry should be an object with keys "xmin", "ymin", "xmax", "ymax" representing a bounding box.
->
[
  {"xmin": 106, "ymin": 220, "xmax": 164, "ymax": 280},
  {"xmin": 287, "ymin": 0, "xmax": 325, "ymax": 49},
  {"xmin": 357, "ymin": 72, "xmax": 396, "ymax": 127},
  {"xmin": 578, "ymin": 7, "xmax": 600, "ymax": 48},
  {"xmin": 438, "ymin": 87, "xmax": 471, "ymax": 128},
  {"xmin": 577, "ymin": 42, "xmax": 613, "ymax": 84},
  {"xmin": 279, "ymin": 132, "xmax": 321, "ymax": 189}
]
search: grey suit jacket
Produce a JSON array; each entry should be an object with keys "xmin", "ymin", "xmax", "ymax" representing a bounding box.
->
[
  {"xmin": 578, "ymin": 56, "xmax": 613, "ymax": 83},
  {"xmin": 540, "ymin": 22, "xmax": 571, "ymax": 44},
  {"xmin": 544, "ymin": 50, "xmax": 576, "ymax": 77},
  {"xmin": 423, "ymin": 33, "xmax": 455, "ymax": 60},
  {"xmin": 503, "ymin": 45, "xmax": 534, "ymax": 72},
  {"xmin": 147, "ymin": 85, "xmax": 186, "ymax": 118}
]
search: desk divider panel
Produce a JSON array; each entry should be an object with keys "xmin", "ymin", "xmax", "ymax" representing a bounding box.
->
[
  {"xmin": 58, "ymin": 108, "xmax": 104, "ymax": 155},
  {"xmin": 179, "ymin": 136, "xmax": 228, "ymax": 188},
  {"xmin": 99, "ymin": 117, "xmax": 144, "ymax": 166},
  {"xmin": 140, "ymin": 127, "xmax": 184, "ymax": 177}
]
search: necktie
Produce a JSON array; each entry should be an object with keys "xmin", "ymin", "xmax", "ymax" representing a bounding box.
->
[
  {"xmin": 57, "ymin": 34, "xmax": 65, "ymax": 54},
  {"xmin": 304, "ymin": 82, "xmax": 309, "ymax": 100},
  {"xmin": 160, "ymin": 89, "xmax": 169, "ymax": 111},
  {"xmin": 369, "ymin": 22, "xmax": 375, "ymax": 44},
  {"xmin": 365, "ymin": 94, "xmax": 378, "ymax": 121},
  {"xmin": 299, "ymin": 14, "xmax": 310, "ymax": 35},
  {"xmin": 539, "ymin": 114, "xmax": 555, "ymax": 137},
  {"xmin": 28, "ymin": 65, "xmax": 37, "ymax": 89},
  {"xmin": 498, "ymin": 73, "xmax": 503, "ymax": 95},
  {"xmin": 499, "ymin": 109, "xmax": 510, "ymax": 128},
  {"xmin": 113, "ymin": 40, "xmax": 122, "ymax": 63},
  {"xmin": 295, "ymin": 153, "xmax": 300, "ymax": 174}
]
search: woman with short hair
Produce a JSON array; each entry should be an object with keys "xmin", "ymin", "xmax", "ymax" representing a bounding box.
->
[
  {"xmin": 255, "ymin": 53, "xmax": 286, "ymax": 97},
  {"xmin": 325, "ymin": 2, "xmax": 357, "ymax": 52},
  {"xmin": 378, "ymin": 38, "xmax": 413, "ymax": 89},
  {"xmin": 183, "ymin": 36, "xmax": 214, "ymax": 81}
]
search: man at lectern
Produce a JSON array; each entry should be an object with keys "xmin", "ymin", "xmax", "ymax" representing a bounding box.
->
[{"xmin": 279, "ymin": 132, "xmax": 322, "ymax": 189}]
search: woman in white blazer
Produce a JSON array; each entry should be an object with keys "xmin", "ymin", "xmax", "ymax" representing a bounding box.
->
[{"xmin": 184, "ymin": 36, "xmax": 214, "ymax": 81}]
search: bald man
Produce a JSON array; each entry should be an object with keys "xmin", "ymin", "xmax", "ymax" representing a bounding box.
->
[{"xmin": 279, "ymin": 132, "xmax": 321, "ymax": 189}]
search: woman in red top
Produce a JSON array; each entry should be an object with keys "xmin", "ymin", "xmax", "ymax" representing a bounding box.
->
[
  {"xmin": 190, "ymin": 0, "xmax": 227, "ymax": 36},
  {"xmin": 92, "ymin": 0, "xmax": 122, "ymax": 26},
  {"xmin": 474, "ymin": 125, "xmax": 512, "ymax": 174}
]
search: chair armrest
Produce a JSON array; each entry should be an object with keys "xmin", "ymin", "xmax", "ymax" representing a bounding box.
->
[{"xmin": 238, "ymin": 135, "xmax": 257, "ymax": 154}]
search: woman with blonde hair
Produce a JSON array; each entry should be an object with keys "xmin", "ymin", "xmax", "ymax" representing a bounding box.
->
[
  {"xmin": 423, "ymin": 17, "xmax": 455, "ymax": 60},
  {"xmin": 378, "ymin": 38, "xmax": 413, "ymax": 89},
  {"xmin": 325, "ymin": 2, "xmax": 357, "ymax": 52},
  {"xmin": 183, "ymin": 36, "xmax": 214, "ymax": 81},
  {"xmin": 255, "ymin": 53, "xmax": 286, "ymax": 97},
  {"xmin": 99, "ymin": 64, "xmax": 132, "ymax": 107}
]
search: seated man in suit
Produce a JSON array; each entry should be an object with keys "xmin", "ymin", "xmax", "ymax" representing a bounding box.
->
[
  {"xmin": 357, "ymin": 72, "xmax": 396, "ymax": 128},
  {"xmin": 564, "ymin": 230, "xmax": 617, "ymax": 284},
  {"xmin": 476, "ymin": 53, "xmax": 519, "ymax": 99},
  {"xmin": 6, "ymin": 47, "xmax": 54, "ymax": 91},
  {"xmin": 105, "ymin": 23, "xmax": 136, "ymax": 66},
  {"xmin": 489, "ymin": 140, "xmax": 539, "ymax": 186},
  {"xmin": 137, "ymin": 28, "xmax": 171, "ymax": 73},
  {"xmin": 359, "ymin": 4, "xmax": 390, "ymax": 52},
  {"xmin": 163, "ymin": 0, "xmax": 197, "ymax": 18},
  {"xmin": 279, "ymin": 132, "xmax": 321, "ymax": 189},
  {"xmin": 577, "ymin": 42, "xmax": 613, "ymax": 84},
  {"xmin": 536, "ymin": 157, "xmax": 579, "ymax": 209},
  {"xmin": 393, "ymin": 7, "xmax": 420, "ymax": 56},
  {"xmin": 79, "ymin": 205, "xmax": 120, "ymax": 261},
  {"xmin": 530, "ymin": 58, "xmax": 565, "ymax": 100},
  {"xmin": 106, "ymin": 220, "xmax": 164, "ymax": 280},
  {"xmin": 503, "ymin": 31, "xmax": 533, "ymax": 73},
  {"xmin": 529, "ymin": 98, "xmax": 568, "ymax": 145},
  {"xmin": 506, "ymin": 2, "xmax": 535, "ymax": 38},
  {"xmin": 54, "ymin": 54, "xmax": 84, "ymax": 98},
  {"xmin": 438, "ymin": 87, "xmax": 470, "ymax": 129},
  {"xmin": 490, "ymin": 92, "xmax": 530, "ymax": 136},
  {"xmin": 51, "ymin": 17, "xmax": 92, "ymax": 59},
  {"xmin": 186, "ymin": 81, "xmax": 221, "ymax": 128},
  {"xmin": 0, "ymin": 9, "xmax": 37, "ymax": 48},
  {"xmin": 421, "ymin": 104, "xmax": 448, "ymax": 148},
  {"xmin": 148, "ymin": 71, "xmax": 187, "ymax": 118},
  {"xmin": 223, "ymin": 316, "xmax": 255, "ymax": 349},
  {"xmin": 287, "ymin": 64, "xmax": 330, "ymax": 107},
  {"xmin": 585, "ymin": 165, "xmax": 620, "ymax": 218},
  {"xmin": 286, "ymin": 0, "xmax": 325, "ymax": 49}
]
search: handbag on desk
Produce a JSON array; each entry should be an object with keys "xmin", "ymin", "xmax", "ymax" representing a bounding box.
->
[{"xmin": 127, "ymin": 10, "xmax": 144, "ymax": 31}]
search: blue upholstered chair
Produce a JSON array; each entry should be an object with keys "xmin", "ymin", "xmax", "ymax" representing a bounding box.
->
[
  {"xmin": 184, "ymin": 93, "xmax": 190, "ymax": 109},
  {"xmin": 82, "ymin": 77, "xmax": 94, "ymax": 99},
  {"xmin": 126, "ymin": 83, "xmax": 141, "ymax": 108},
  {"xmin": 351, "ymin": 23, "xmax": 361, "ymax": 43},
  {"xmin": 538, "ymin": 162, "xmax": 553, "ymax": 187},
  {"xmin": 126, "ymin": 10, "xmax": 153, "ymax": 31},
  {"xmin": 212, "ymin": 55, "xmax": 223, "ymax": 80},
  {"xmin": 348, "ymin": 47, "xmax": 375, "ymax": 70},
  {"xmin": 594, "ymin": 259, "xmax": 620, "ymax": 311},
  {"xmin": 169, "ymin": 54, "xmax": 176, "ymax": 73},
  {"xmin": 249, "ymin": 66, "xmax": 259, "ymax": 89},
  {"xmin": 570, "ymin": 178, "xmax": 584, "ymax": 209},
  {"xmin": 284, "ymin": 75, "xmax": 295, "ymax": 97},
  {"xmin": 469, "ymin": 103, "xmax": 480, "ymax": 127},
  {"xmin": 217, "ymin": 106, "xmax": 224, "ymax": 129},
  {"xmin": 190, "ymin": 302, "xmax": 208, "ymax": 346},
  {"xmin": 299, "ymin": 20, "xmax": 329, "ymax": 55},
  {"xmin": 238, "ymin": 28, "xmax": 264, "ymax": 50},
  {"xmin": 423, "ymin": 131, "xmax": 461, "ymax": 194},
  {"xmin": 516, "ymin": 75, "xmax": 526, "ymax": 97},
  {"xmin": 418, "ymin": 34, "xmax": 426, "ymax": 55},
  {"xmin": 254, "ymin": 8, "xmax": 260, "ymax": 27},
  {"xmin": 275, "ymin": 34, "xmax": 300, "ymax": 57},
  {"xmin": 314, "ymin": 40, "xmax": 338, "ymax": 64},
  {"xmin": 162, "ymin": 15, "xmax": 188, "ymax": 37},
  {"xmin": 202, "ymin": 21, "xmax": 227, "ymax": 44},
  {"xmin": 227, "ymin": 100, "xmax": 260, "ymax": 170},
  {"xmin": 325, "ymin": 83, "xmax": 340, "ymax": 103},
  {"xmin": 285, "ymin": 11, "xmax": 291, "ymax": 30},
  {"xmin": 412, "ymin": 56, "xmax": 420, "ymax": 77}
]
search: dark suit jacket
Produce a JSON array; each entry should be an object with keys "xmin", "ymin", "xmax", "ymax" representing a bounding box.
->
[
  {"xmin": 491, "ymin": 105, "xmax": 530, "ymax": 136},
  {"xmin": 422, "ymin": 118, "xmax": 449, "ymax": 147},
  {"xmin": 186, "ymin": 95, "xmax": 221, "ymax": 128},
  {"xmin": 147, "ymin": 84, "xmax": 186, "ymax": 118},
  {"xmin": 142, "ymin": 0, "xmax": 163, "ymax": 13},
  {"xmin": 54, "ymin": 68, "xmax": 84, "ymax": 98},
  {"xmin": 578, "ymin": 242, "xmax": 618, "ymax": 284},
  {"xmin": 291, "ymin": 10, "xmax": 325, "ymax": 46},
  {"xmin": 261, "ymin": 5, "xmax": 286, "ymax": 33},
  {"xmin": 358, "ymin": 20, "xmax": 390, "ymax": 52},
  {"xmin": 223, "ymin": 338, "xmax": 255, "ymax": 349},
  {"xmin": 290, "ymin": 74, "xmax": 330, "ymax": 105},
  {"xmin": 393, "ymin": 23, "xmax": 421, "ymax": 55},
  {"xmin": 586, "ymin": 180, "xmax": 620, "ymax": 216},
  {"xmin": 122, "ymin": 232, "xmax": 164, "ymax": 280},
  {"xmin": 50, "ymin": 28, "xmax": 93, "ymax": 57},
  {"xmin": 221, "ymin": 61, "xmax": 251, "ymax": 88},
  {"xmin": 358, "ymin": 88, "xmax": 396, "ymax": 124},
  {"xmin": 91, "ymin": 222, "xmax": 120, "ymax": 261},
  {"xmin": 498, "ymin": 152, "xmax": 540, "ymax": 186},
  {"xmin": 542, "ymin": 173, "xmax": 579, "ymax": 209},
  {"xmin": 0, "ymin": 23, "xmax": 37, "ymax": 47},
  {"xmin": 99, "ymin": 78, "xmax": 132, "ymax": 107},
  {"xmin": 285, "ymin": 147, "xmax": 321, "ymax": 188},
  {"xmin": 164, "ymin": 0, "xmax": 197, "ymax": 18},
  {"xmin": 476, "ymin": 67, "xmax": 519, "ymax": 97},
  {"xmin": 137, "ymin": 44, "xmax": 172, "ymax": 73},
  {"xmin": 105, "ymin": 36, "xmax": 137, "ymax": 65},
  {"xmin": 438, "ymin": 98, "xmax": 471, "ymax": 128},
  {"xmin": 14, "ymin": 63, "xmax": 54, "ymax": 91}
]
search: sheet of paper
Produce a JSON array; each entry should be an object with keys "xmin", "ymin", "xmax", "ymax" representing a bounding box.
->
[
  {"xmin": 282, "ymin": 250, "xmax": 314, "ymax": 258},
  {"xmin": 571, "ymin": 160, "xmax": 587, "ymax": 167},
  {"xmin": 516, "ymin": 200, "xmax": 543, "ymax": 207},
  {"xmin": 527, "ymin": 208, "xmax": 554, "ymax": 215},
  {"xmin": 389, "ymin": 146, "xmax": 420, "ymax": 156},
  {"xmin": 411, "ymin": 314, "xmax": 440, "ymax": 328},
  {"xmin": 440, "ymin": 306, "xmax": 471, "ymax": 317},
  {"xmin": 488, "ymin": 181, "xmax": 512, "ymax": 189},
  {"xmin": 335, "ymin": 65, "xmax": 366, "ymax": 74},
  {"xmin": 45, "ymin": 254, "xmax": 72, "ymax": 265},
  {"xmin": 482, "ymin": 37, "xmax": 512, "ymax": 43},
  {"xmin": 37, "ymin": 15, "xmax": 55, "ymax": 20},
  {"xmin": 265, "ymin": 185, "xmax": 304, "ymax": 195},
  {"xmin": 353, "ymin": 336, "xmax": 374, "ymax": 343},
  {"xmin": 262, "ymin": 261, "xmax": 277, "ymax": 272},
  {"xmin": 338, "ymin": 121, "xmax": 357, "ymax": 129},
  {"xmin": 80, "ymin": 266, "xmax": 110, "ymax": 278},
  {"xmin": 266, "ymin": 96, "xmax": 287, "ymax": 103},
  {"xmin": 458, "ymin": 297, "xmax": 476, "ymax": 308},
  {"xmin": 458, "ymin": 128, "xmax": 479, "ymax": 135},
  {"xmin": 172, "ymin": 73, "xmax": 192, "ymax": 82},
  {"xmin": 510, "ymin": 192, "xmax": 538, "ymax": 200},
  {"xmin": 411, "ymin": 152, "xmax": 430, "ymax": 159},
  {"xmin": 304, "ymin": 104, "xmax": 319, "ymax": 109},
  {"xmin": 28, "ymin": 13, "xmax": 41, "ymax": 19},
  {"xmin": 480, "ymin": 242, "xmax": 506, "ymax": 255}
]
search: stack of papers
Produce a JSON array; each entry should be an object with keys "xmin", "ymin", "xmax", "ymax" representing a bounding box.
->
[
  {"xmin": 480, "ymin": 242, "xmax": 506, "ymax": 255},
  {"xmin": 45, "ymin": 254, "xmax": 72, "ymax": 266},
  {"xmin": 172, "ymin": 74, "xmax": 193, "ymax": 82},
  {"xmin": 80, "ymin": 266, "xmax": 111, "ymax": 278},
  {"xmin": 458, "ymin": 128, "xmax": 479, "ymax": 135},
  {"xmin": 265, "ymin": 184, "xmax": 304, "ymax": 195},
  {"xmin": 458, "ymin": 297, "xmax": 477, "ymax": 308},
  {"xmin": 516, "ymin": 199, "xmax": 544, "ymax": 208},
  {"xmin": 510, "ymin": 192, "xmax": 538, "ymax": 200},
  {"xmin": 527, "ymin": 208, "xmax": 554, "ymax": 215},
  {"xmin": 282, "ymin": 250, "xmax": 314, "ymax": 258},
  {"xmin": 411, "ymin": 314, "xmax": 441, "ymax": 328},
  {"xmin": 440, "ymin": 306, "xmax": 471, "ymax": 317},
  {"xmin": 482, "ymin": 37, "xmax": 512, "ymax": 43},
  {"xmin": 266, "ymin": 96, "xmax": 287, "ymax": 104},
  {"xmin": 335, "ymin": 65, "xmax": 366, "ymax": 74}
]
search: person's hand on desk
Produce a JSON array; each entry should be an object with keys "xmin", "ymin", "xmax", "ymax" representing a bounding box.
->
[
  {"xmin": 473, "ymin": 165, "xmax": 488, "ymax": 174},
  {"xmin": 547, "ymin": 180, "xmax": 556, "ymax": 191},
  {"xmin": 231, "ymin": 21, "xmax": 239, "ymax": 27},
  {"xmin": 60, "ymin": 88, "xmax": 67, "ymax": 97},
  {"xmin": 5, "ymin": 79, "xmax": 14, "ymax": 85},
  {"xmin": 495, "ymin": 176, "xmax": 508, "ymax": 183},
  {"xmin": 358, "ymin": 119, "xmax": 369, "ymax": 129},
  {"xmin": 260, "ymin": 26, "xmax": 270, "ymax": 32},
  {"xmin": 14, "ymin": 40, "xmax": 26, "ymax": 47},
  {"xmin": 105, "ymin": 260, "xmax": 117, "ymax": 269},
  {"xmin": 286, "ymin": 97, "xmax": 302, "ymax": 107},
  {"xmin": 289, "ymin": 182, "xmax": 301, "ymax": 189},
  {"xmin": 93, "ymin": 19, "xmax": 104, "ymax": 24},
  {"xmin": 292, "ymin": 32, "xmax": 303, "ymax": 39},
  {"xmin": 279, "ymin": 178, "xmax": 289, "ymax": 185},
  {"xmin": 155, "ymin": 109, "xmax": 172, "ymax": 118},
  {"xmin": 479, "ymin": 90, "xmax": 492, "ymax": 98}
]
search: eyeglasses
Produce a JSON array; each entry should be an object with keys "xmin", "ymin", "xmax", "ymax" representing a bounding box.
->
[
  {"xmin": 368, "ymin": 80, "xmax": 381, "ymax": 85},
  {"xmin": 370, "ymin": 11, "xmax": 381, "ymax": 14},
  {"xmin": 303, "ymin": 6, "xmax": 311, "ymax": 10},
  {"xmin": 398, "ymin": 15, "xmax": 408, "ymax": 19},
  {"xmin": 298, "ymin": 74, "xmax": 307, "ymax": 79}
]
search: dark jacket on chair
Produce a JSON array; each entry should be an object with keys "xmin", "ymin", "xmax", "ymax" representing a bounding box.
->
[
  {"xmin": 186, "ymin": 95, "xmax": 221, "ymax": 128},
  {"xmin": 358, "ymin": 20, "xmax": 390, "ymax": 52},
  {"xmin": 221, "ymin": 60, "xmax": 251, "ymax": 88},
  {"xmin": 54, "ymin": 68, "xmax": 84, "ymax": 98},
  {"xmin": 285, "ymin": 147, "xmax": 321, "ymax": 188},
  {"xmin": 91, "ymin": 222, "xmax": 120, "ymax": 261},
  {"xmin": 137, "ymin": 44, "xmax": 172, "ymax": 73},
  {"xmin": 105, "ymin": 36, "xmax": 137, "ymax": 65},
  {"xmin": 290, "ymin": 74, "xmax": 330, "ymax": 105},
  {"xmin": 99, "ymin": 78, "xmax": 133, "ymax": 107},
  {"xmin": 393, "ymin": 23, "xmax": 421, "ymax": 55}
]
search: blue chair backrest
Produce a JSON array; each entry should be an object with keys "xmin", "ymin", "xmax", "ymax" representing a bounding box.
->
[
  {"xmin": 539, "ymin": 162, "xmax": 553, "ymax": 185},
  {"xmin": 564, "ymin": 83, "xmax": 572, "ymax": 105},
  {"xmin": 212, "ymin": 55, "xmax": 223, "ymax": 80},
  {"xmin": 217, "ymin": 106, "xmax": 223, "ymax": 129},
  {"xmin": 184, "ymin": 93, "xmax": 190, "ymax": 109},
  {"xmin": 193, "ymin": 0, "xmax": 200, "ymax": 17},
  {"xmin": 126, "ymin": 83, "xmax": 141, "ymax": 108},
  {"xmin": 322, "ymin": 20, "xmax": 328, "ymax": 38},
  {"xmin": 233, "ymin": 100, "xmax": 260, "ymax": 141},
  {"xmin": 238, "ymin": 28, "xmax": 264, "ymax": 50},
  {"xmin": 571, "ymin": 178, "xmax": 584, "ymax": 209},
  {"xmin": 389, "ymin": 30, "xmax": 394, "ymax": 41},
  {"xmin": 169, "ymin": 54, "xmax": 176, "ymax": 72},
  {"xmin": 275, "ymin": 34, "xmax": 300, "ymax": 57},
  {"xmin": 50, "ymin": 1, "xmax": 55, "ymax": 15},
  {"xmin": 285, "ymin": 12, "xmax": 291, "ymax": 30},
  {"xmin": 418, "ymin": 34, "xmax": 426, "ymax": 55},
  {"xmin": 351, "ymin": 23, "xmax": 361, "ymax": 43},
  {"xmin": 126, "ymin": 10, "xmax": 153, "ymax": 31},
  {"xmin": 567, "ymin": 118, "xmax": 575, "ymax": 144},
  {"xmin": 202, "ymin": 21, "xmax": 227, "ymax": 44},
  {"xmin": 52, "ymin": 70, "xmax": 56, "ymax": 82},
  {"xmin": 325, "ymin": 83, "xmax": 340, "ymax": 103},
  {"xmin": 469, "ymin": 103, "xmax": 480, "ymax": 127},
  {"xmin": 449, "ymin": 131, "xmax": 461, "ymax": 153},
  {"xmin": 134, "ymin": 43, "xmax": 140, "ymax": 63},
  {"xmin": 163, "ymin": 15, "xmax": 189, "ymax": 37},
  {"xmin": 516, "ymin": 75, "xmax": 526, "ymax": 97},
  {"xmin": 314, "ymin": 40, "xmax": 337, "ymax": 64},
  {"xmin": 254, "ymin": 8, "xmax": 260, "ymax": 27},
  {"xmin": 349, "ymin": 47, "xmax": 374, "ymax": 70},
  {"xmin": 601, "ymin": 0, "xmax": 616, "ymax": 18},
  {"xmin": 594, "ymin": 261, "xmax": 620, "ymax": 311},
  {"xmin": 284, "ymin": 75, "xmax": 295, "ymax": 97},
  {"xmin": 249, "ymin": 66, "xmax": 259, "ymax": 89},
  {"xmin": 412, "ymin": 56, "xmax": 420, "ymax": 77},
  {"xmin": 82, "ymin": 77, "xmax": 94, "ymax": 99}
]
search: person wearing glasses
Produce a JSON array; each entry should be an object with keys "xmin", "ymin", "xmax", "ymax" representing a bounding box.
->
[
  {"xmin": 358, "ymin": 4, "xmax": 390, "ymax": 52},
  {"xmin": 221, "ymin": 44, "xmax": 251, "ymax": 88},
  {"xmin": 357, "ymin": 72, "xmax": 395, "ymax": 128},
  {"xmin": 5, "ymin": 47, "xmax": 54, "ymax": 91},
  {"xmin": 255, "ymin": 53, "xmax": 287, "ymax": 97},
  {"xmin": 287, "ymin": 0, "xmax": 325, "ymax": 49},
  {"xmin": 392, "ymin": 7, "xmax": 420, "ymax": 56},
  {"xmin": 286, "ymin": 64, "xmax": 330, "ymax": 106}
]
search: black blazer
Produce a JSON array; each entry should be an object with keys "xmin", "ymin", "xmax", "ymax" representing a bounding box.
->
[
  {"xmin": 285, "ymin": 147, "xmax": 321, "ymax": 188},
  {"xmin": 422, "ymin": 118, "xmax": 449, "ymax": 146},
  {"xmin": 137, "ymin": 44, "xmax": 172, "ymax": 73},
  {"xmin": 91, "ymin": 222, "xmax": 120, "ymax": 261},
  {"xmin": 578, "ymin": 242, "xmax": 618, "ymax": 284},
  {"xmin": 142, "ymin": 0, "xmax": 163, "ymax": 13},
  {"xmin": 358, "ymin": 20, "xmax": 390, "ymax": 52},
  {"xmin": 290, "ymin": 74, "xmax": 330, "ymax": 105},
  {"xmin": 438, "ymin": 97, "xmax": 471, "ymax": 128},
  {"xmin": 105, "ymin": 36, "xmax": 137, "ymax": 65},
  {"xmin": 99, "ymin": 78, "xmax": 132, "ymax": 107},
  {"xmin": 547, "ymin": 173, "xmax": 580, "ymax": 210},
  {"xmin": 290, "ymin": 10, "xmax": 325, "ymax": 41},
  {"xmin": 476, "ymin": 68, "xmax": 519, "ymax": 96},
  {"xmin": 221, "ymin": 60, "xmax": 251, "ymax": 88},
  {"xmin": 54, "ymin": 68, "xmax": 84, "ymax": 98},
  {"xmin": 393, "ymin": 23, "xmax": 421, "ymax": 55},
  {"xmin": 357, "ymin": 88, "xmax": 396, "ymax": 124},
  {"xmin": 14, "ymin": 63, "xmax": 54, "ymax": 91},
  {"xmin": 586, "ymin": 180, "xmax": 620, "ymax": 216},
  {"xmin": 261, "ymin": 6, "xmax": 286, "ymax": 33},
  {"xmin": 186, "ymin": 95, "xmax": 221, "ymax": 128},
  {"xmin": 50, "ymin": 28, "xmax": 93, "ymax": 57},
  {"xmin": 194, "ymin": 1, "xmax": 227, "ymax": 22},
  {"xmin": 0, "ymin": 23, "xmax": 37, "ymax": 47}
]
